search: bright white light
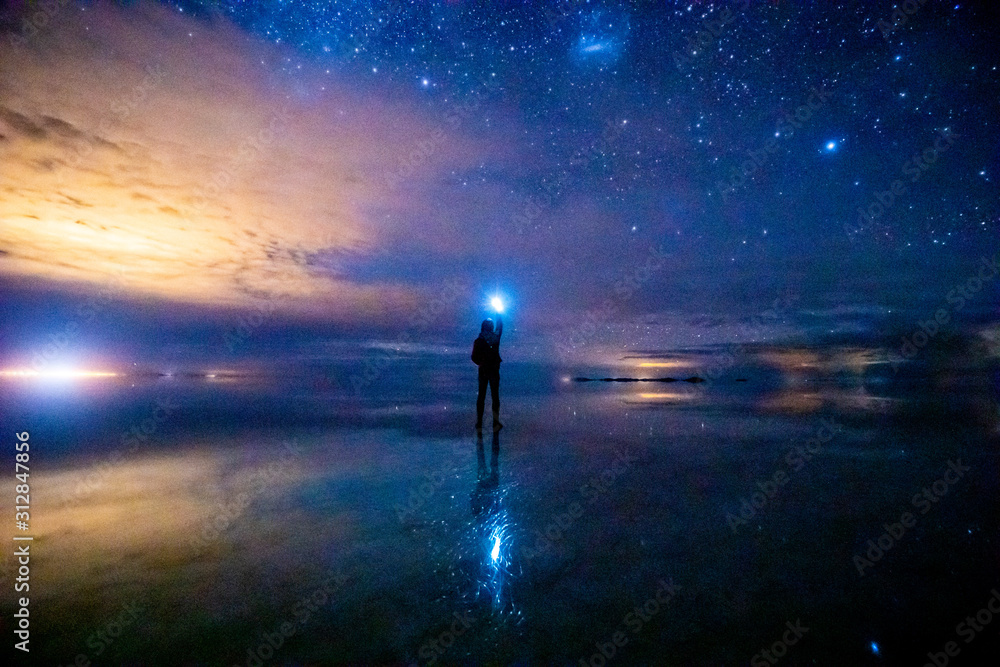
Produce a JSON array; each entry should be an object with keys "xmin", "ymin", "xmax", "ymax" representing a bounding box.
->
[
  {"xmin": 0, "ymin": 369, "xmax": 118, "ymax": 379},
  {"xmin": 491, "ymin": 535, "xmax": 501, "ymax": 561},
  {"xmin": 490, "ymin": 296, "xmax": 504, "ymax": 313},
  {"xmin": 825, "ymin": 141, "xmax": 837, "ymax": 151}
]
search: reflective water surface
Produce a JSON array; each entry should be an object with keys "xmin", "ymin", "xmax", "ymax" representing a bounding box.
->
[{"xmin": 2, "ymin": 350, "xmax": 998, "ymax": 665}]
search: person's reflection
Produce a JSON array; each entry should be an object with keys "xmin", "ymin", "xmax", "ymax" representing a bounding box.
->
[
  {"xmin": 471, "ymin": 429, "xmax": 500, "ymax": 517},
  {"xmin": 470, "ymin": 428, "xmax": 512, "ymax": 610}
]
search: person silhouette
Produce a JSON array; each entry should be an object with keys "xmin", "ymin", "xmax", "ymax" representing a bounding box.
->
[{"xmin": 471, "ymin": 315, "xmax": 503, "ymax": 430}]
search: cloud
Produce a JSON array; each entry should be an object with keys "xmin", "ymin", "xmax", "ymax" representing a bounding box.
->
[{"xmin": 0, "ymin": 1, "xmax": 480, "ymax": 321}]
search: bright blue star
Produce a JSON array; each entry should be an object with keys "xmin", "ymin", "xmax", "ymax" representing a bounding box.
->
[
  {"xmin": 824, "ymin": 140, "xmax": 838, "ymax": 152},
  {"xmin": 870, "ymin": 641, "xmax": 880, "ymax": 655}
]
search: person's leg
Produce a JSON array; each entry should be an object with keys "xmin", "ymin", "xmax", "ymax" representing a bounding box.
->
[
  {"xmin": 476, "ymin": 368, "xmax": 487, "ymax": 428},
  {"xmin": 490, "ymin": 369, "xmax": 502, "ymax": 428}
]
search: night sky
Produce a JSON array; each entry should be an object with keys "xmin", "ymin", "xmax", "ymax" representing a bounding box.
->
[{"xmin": 1, "ymin": 0, "xmax": 998, "ymax": 368}]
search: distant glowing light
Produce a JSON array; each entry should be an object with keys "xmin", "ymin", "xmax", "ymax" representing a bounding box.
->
[
  {"xmin": 0, "ymin": 369, "xmax": 118, "ymax": 379},
  {"xmin": 869, "ymin": 641, "xmax": 880, "ymax": 655},
  {"xmin": 490, "ymin": 535, "xmax": 501, "ymax": 561},
  {"xmin": 490, "ymin": 296, "xmax": 505, "ymax": 313},
  {"xmin": 825, "ymin": 140, "xmax": 838, "ymax": 151},
  {"xmin": 639, "ymin": 393, "xmax": 695, "ymax": 400},
  {"xmin": 638, "ymin": 361, "xmax": 690, "ymax": 368}
]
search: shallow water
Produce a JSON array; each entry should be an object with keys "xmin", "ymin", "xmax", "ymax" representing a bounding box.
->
[{"xmin": 3, "ymin": 354, "xmax": 999, "ymax": 665}]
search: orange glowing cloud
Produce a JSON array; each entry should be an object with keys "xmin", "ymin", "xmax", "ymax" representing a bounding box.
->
[{"xmin": 0, "ymin": 2, "xmax": 481, "ymax": 319}]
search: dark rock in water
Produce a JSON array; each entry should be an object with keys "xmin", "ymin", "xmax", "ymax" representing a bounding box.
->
[
  {"xmin": 574, "ymin": 377, "xmax": 593, "ymax": 382},
  {"xmin": 684, "ymin": 376, "xmax": 706, "ymax": 383},
  {"xmin": 654, "ymin": 377, "xmax": 679, "ymax": 382},
  {"xmin": 735, "ymin": 378, "xmax": 748, "ymax": 382}
]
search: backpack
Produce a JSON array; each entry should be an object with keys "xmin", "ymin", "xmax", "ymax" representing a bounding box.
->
[{"xmin": 471, "ymin": 338, "xmax": 486, "ymax": 366}]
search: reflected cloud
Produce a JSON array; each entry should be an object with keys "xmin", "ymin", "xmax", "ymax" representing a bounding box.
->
[
  {"xmin": 25, "ymin": 442, "xmax": 324, "ymax": 609},
  {"xmin": 756, "ymin": 387, "xmax": 899, "ymax": 415},
  {"xmin": 757, "ymin": 390, "xmax": 825, "ymax": 414},
  {"xmin": 635, "ymin": 392, "xmax": 697, "ymax": 402}
]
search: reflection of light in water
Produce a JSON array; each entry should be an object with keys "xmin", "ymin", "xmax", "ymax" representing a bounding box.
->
[
  {"xmin": 476, "ymin": 500, "xmax": 516, "ymax": 613},
  {"xmin": 637, "ymin": 361, "xmax": 693, "ymax": 369},
  {"xmin": 28, "ymin": 446, "xmax": 308, "ymax": 604},
  {"xmin": 485, "ymin": 514, "xmax": 511, "ymax": 609},
  {"xmin": 637, "ymin": 392, "xmax": 695, "ymax": 401},
  {"xmin": 758, "ymin": 388, "xmax": 898, "ymax": 415},
  {"xmin": 0, "ymin": 368, "xmax": 118, "ymax": 379},
  {"xmin": 758, "ymin": 390, "xmax": 824, "ymax": 413}
]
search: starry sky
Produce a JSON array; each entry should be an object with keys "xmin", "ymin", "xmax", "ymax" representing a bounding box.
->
[{"xmin": 0, "ymin": 0, "xmax": 998, "ymax": 366}]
